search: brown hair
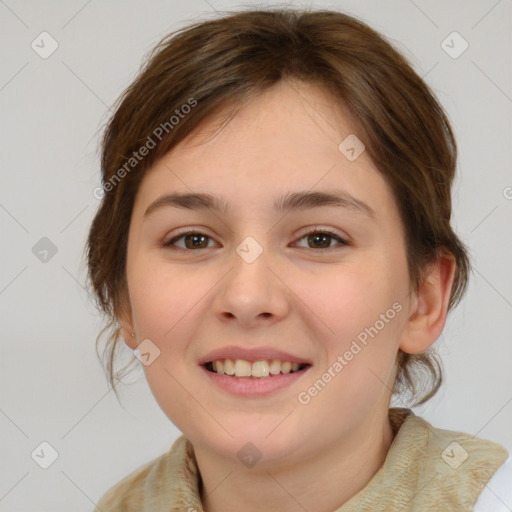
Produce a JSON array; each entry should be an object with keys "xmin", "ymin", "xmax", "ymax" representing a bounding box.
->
[{"xmin": 84, "ymin": 7, "xmax": 470, "ymax": 405}]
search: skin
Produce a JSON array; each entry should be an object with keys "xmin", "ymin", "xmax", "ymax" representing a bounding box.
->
[{"xmin": 119, "ymin": 79, "xmax": 455, "ymax": 512}]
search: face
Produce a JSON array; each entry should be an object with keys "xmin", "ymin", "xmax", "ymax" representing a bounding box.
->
[{"xmin": 122, "ymin": 80, "xmax": 413, "ymax": 468}]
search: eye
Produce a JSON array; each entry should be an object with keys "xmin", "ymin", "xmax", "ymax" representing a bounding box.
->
[
  {"xmin": 163, "ymin": 230, "xmax": 217, "ymax": 250},
  {"xmin": 294, "ymin": 229, "xmax": 350, "ymax": 250},
  {"xmin": 162, "ymin": 228, "xmax": 350, "ymax": 251}
]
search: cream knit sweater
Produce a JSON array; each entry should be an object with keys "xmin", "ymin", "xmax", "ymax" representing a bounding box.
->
[{"xmin": 94, "ymin": 408, "xmax": 508, "ymax": 511}]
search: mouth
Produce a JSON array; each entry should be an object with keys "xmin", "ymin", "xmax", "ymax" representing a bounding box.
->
[
  {"xmin": 204, "ymin": 359, "xmax": 311, "ymax": 378},
  {"xmin": 198, "ymin": 346, "xmax": 312, "ymax": 396}
]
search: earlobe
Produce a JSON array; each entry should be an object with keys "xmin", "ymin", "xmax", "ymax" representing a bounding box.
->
[
  {"xmin": 120, "ymin": 323, "xmax": 137, "ymax": 350},
  {"xmin": 400, "ymin": 254, "xmax": 456, "ymax": 354},
  {"xmin": 117, "ymin": 292, "xmax": 137, "ymax": 350}
]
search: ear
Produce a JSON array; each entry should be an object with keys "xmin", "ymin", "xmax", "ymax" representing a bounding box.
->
[
  {"xmin": 399, "ymin": 253, "xmax": 456, "ymax": 354},
  {"xmin": 117, "ymin": 288, "xmax": 138, "ymax": 351}
]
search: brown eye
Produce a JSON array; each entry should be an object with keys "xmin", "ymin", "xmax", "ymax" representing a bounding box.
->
[
  {"xmin": 295, "ymin": 230, "xmax": 349, "ymax": 250},
  {"xmin": 164, "ymin": 231, "xmax": 214, "ymax": 250},
  {"xmin": 308, "ymin": 233, "xmax": 331, "ymax": 249},
  {"xmin": 163, "ymin": 229, "xmax": 349, "ymax": 251}
]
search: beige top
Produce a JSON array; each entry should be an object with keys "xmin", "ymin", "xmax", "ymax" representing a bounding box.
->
[{"xmin": 94, "ymin": 408, "xmax": 508, "ymax": 511}]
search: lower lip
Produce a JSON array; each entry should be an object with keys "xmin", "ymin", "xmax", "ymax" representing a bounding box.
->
[{"xmin": 200, "ymin": 365, "xmax": 310, "ymax": 396}]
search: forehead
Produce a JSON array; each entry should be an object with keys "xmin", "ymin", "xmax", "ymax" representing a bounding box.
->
[
  {"xmin": 178, "ymin": 79, "xmax": 363, "ymax": 165},
  {"xmin": 132, "ymin": 80, "xmax": 397, "ymax": 223}
]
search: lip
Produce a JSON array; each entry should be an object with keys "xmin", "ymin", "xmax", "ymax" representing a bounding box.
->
[
  {"xmin": 198, "ymin": 345, "xmax": 312, "ymax": 365},
  {"xmin": 200, "ymin": 364, "xmax": 311, "ymax": 397},
  {"xmin": 198, "ymin": 345, "xmax": 312, "ymax": 397}
]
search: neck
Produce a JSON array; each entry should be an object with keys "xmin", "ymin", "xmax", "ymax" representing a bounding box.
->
[{"xmin": 195, "ymin": 409, "xmax": 395, "ymax": 512}]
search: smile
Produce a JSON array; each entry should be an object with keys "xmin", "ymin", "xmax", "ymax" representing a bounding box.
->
[{"xmin": 205, "ymin": 359, "xmax": 310, "ymax": 378}]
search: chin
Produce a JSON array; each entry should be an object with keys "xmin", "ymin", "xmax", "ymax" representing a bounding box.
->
[{"xmin": 192, "ymin": 416, "xmax": 310, "ymax": 468}]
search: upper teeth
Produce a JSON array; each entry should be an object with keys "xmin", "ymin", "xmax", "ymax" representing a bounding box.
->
[{"xmin": 211, "ymin": 359, "xmax": 301, "ymax": 378}]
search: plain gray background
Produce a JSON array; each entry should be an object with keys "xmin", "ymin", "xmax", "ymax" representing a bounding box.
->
[{"xmin": 1, "ymin": 0, "xmax": 511, "ymax": 510}]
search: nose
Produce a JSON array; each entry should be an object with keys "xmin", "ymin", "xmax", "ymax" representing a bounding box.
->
[{"xmin": 212, "ymin": 239, "xmax": 290, "ymax": 328}]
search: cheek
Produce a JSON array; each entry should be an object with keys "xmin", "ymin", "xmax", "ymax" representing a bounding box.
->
[
  {"xmin": 128, "ymin": 269, "xmax": 204, "ymax": 431},
  {"xmin": 128, "ymin": 250, "xmax": 207, "ymax": 342},
  {"xmin": 306, "ymin": 260, "xmax": 406, "ymax": 349},
  {"xmin": 300, "ymin": 255, "xmax": 408, "ymax": 401},
  {"xmin": 126, "ymin": 251, "xmax": 227, "ymax": 407}
]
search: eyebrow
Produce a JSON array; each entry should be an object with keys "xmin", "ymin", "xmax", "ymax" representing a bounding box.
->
[{"xmin": 143, "ymin": 190, "xmax": 375, "ymax": 219}]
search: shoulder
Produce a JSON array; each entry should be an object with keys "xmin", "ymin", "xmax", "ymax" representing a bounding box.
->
[
  {"xmin": 93, "ymin": 451, "xmax": 168, "ymax": 511},
  {"xmin": 389, "ymin": 409, "xmax": 509, "ymax": 510},
  {"xmin": 93, "ymin": 436, "xmax": 190, "ymax": 512},
  {"xmin": 408, "ymin": 413, "xmax": 508, "ymax": 470},
  {"xmin": 473, "ymin": 454, "xmax": 512, "ymax": 512}
]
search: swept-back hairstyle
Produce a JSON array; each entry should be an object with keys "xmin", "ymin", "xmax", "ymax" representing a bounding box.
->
[{"xmin": 85, "ymin": 7, "xmax": 470, "ymax": 405}]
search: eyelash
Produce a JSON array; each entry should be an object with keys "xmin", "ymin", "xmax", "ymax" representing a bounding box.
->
[{"xmin": 163, "ymin": 228, "xmax": 350, "ymax": 251}]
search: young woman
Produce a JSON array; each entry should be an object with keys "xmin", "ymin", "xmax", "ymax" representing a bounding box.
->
[{"xmin": 86, "ymin": 7, "xmax": 511, "ymax": 511}]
